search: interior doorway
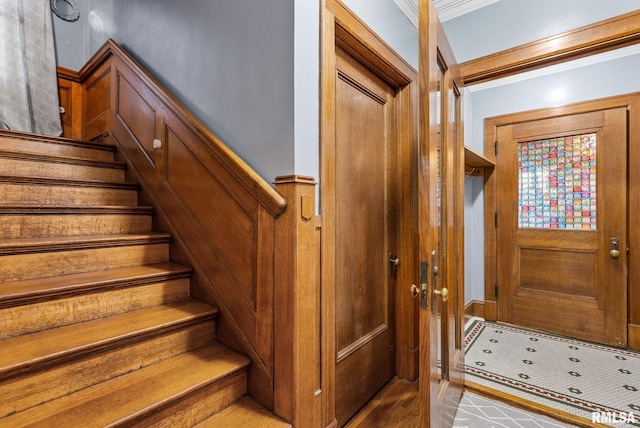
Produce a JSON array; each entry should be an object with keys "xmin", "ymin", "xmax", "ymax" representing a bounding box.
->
[
  {"xmin": 484, "ymin": 94, "xmax": 640, "ymax": 348},
  {"xmin": 320, "ymin": 1, "xmax": 418, "ymax": 426}
]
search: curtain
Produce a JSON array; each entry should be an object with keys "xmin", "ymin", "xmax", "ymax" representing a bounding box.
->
[{"xmin": 0, "ymin": 0, "xmax": 62, "ymax": 136}]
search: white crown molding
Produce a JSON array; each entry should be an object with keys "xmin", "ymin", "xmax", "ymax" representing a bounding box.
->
[
  {"xmin": 394, "ymin": 0, "xmax": 500, "ymax": 26},
  {"xmin": 434, "ymin": 0, "xmax": 500, "ymax": 22},
  {"xmin": 393, "ymin": 0, "xmax": 419, "ymax": 27}
]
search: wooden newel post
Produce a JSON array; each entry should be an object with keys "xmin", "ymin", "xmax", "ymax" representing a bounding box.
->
[{"xmin": 274, "ymin": 175, "xmax": 321, "ymax": 427}]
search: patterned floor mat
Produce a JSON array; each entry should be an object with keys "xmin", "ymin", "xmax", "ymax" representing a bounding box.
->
[{"xmin": 465, "ymin": 320, "xmax": 640, "ymax": 427}]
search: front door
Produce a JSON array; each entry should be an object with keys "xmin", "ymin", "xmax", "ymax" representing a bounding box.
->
[
  {"xmin": 332, "ymin": 45, "xmax": 398, "ymax": 425},
  {"xmin": 493, "ymin": 107, "xmax": 628, "ymax": 346},
  {"xmin": 418, "ymin": 0, "xmax": 465, "ymax": 426}
]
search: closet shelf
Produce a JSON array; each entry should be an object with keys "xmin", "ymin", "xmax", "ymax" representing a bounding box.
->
[{"xmin": 464, "ymin": 146, "xmax": 494, "ymax": 177}]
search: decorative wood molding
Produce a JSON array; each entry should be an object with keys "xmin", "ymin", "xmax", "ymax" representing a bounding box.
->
[
  {"xmin": 460, "ymin": 10, "xmax": 640, "ymax": 85},
  {"xmin": 629, "ymin": 324, "xmax": 640, "ymax": 351},
  {"xmin": 464, "ymin": 300, "xmax": 485, "ymax": 319},
  {"xmin": 273, "ymin": 175, "xmax": 321, "ymax": 426},
  {"xmin": 56, "ymin": 66, "xmax": 81, "ymax": 83}
]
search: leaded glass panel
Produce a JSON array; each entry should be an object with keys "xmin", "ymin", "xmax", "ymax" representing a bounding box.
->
[{"xmin": 518, "ymin": 133, "xmax": 597, "ymax": 230}]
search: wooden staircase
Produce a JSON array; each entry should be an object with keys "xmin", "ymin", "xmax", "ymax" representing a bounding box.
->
[{"xmin": 0, "ymin": 132, "xmax": 290, "ymax": 427}]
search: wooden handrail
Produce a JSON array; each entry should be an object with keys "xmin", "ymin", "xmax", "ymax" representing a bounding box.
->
[{"xmin": 81, "ymin": 39, "xmax": 286, "ymax": 217}]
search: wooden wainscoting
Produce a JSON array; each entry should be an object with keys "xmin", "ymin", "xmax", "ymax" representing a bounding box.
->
[
  {"xmin": 464, "ymin": 300, "xmax": 485, "ymax": 320},
  {"xmin": 57, "ymin": 39, "xmax": 322, "ymax": 418}
]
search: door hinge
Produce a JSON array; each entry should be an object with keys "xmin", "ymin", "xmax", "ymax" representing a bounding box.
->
[
  {"xmin": 495, "ymin": 211, "xmax": 499, "ymax": 228},
  {"xmin": 494, "ymin": 140, "xmax": 499, "ymax": 156},
  {"xmin": 495, "ymin": 282, "xmax": 499, "ymax": 299}
]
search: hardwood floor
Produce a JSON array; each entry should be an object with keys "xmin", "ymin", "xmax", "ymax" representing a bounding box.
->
[
  {"xmin": 344, "ymin": 378, "xmax": 419, "ymax": 427},
  {"xmin": 345, "ymin": 377, "xmax": 578, "ymax": 427}
]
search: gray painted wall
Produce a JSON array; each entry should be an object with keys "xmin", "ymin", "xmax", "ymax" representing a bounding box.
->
[
  {"xmin": 90, "ymin": 0, "xmax": 295, "ymax": 182},
  {"xmin": 294, "ymin": 0, "xmax": 320, "ymax": 183},
  {"xmin": 342, "ymin": 0, "xmax": 418, "ymax": 69},
  {"xmin": 51, "ymin": 0, "xmax": 87, "ymax": 70},
  {"xmin": 443, "ymin": 0, "xmax": 640, "ymax": 62}
]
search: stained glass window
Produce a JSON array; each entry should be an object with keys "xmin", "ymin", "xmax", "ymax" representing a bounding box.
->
[{"xmin": 518, "ymin": 133, "xmax": 597, "ymax": 230}]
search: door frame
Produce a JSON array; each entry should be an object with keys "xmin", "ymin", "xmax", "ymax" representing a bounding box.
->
[
  {"xmin": 320, "ymin": 1, "xmax": 419, "ymax": 426},
  {"xmin": 483, "ymin": 92, "xmax": 640, "ymax": 350}
]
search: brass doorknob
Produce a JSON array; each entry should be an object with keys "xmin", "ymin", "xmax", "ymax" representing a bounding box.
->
[
  {"xmin": 410, "ymin": 284, "xmax": 419, "ymax": 298},
  {"xmin": 611, "ymin": 249, "xmax": 620, "ymax": 259},
  {"xmin": 433, "ymin": 287, "xmax": 449, "ymax": 302}
]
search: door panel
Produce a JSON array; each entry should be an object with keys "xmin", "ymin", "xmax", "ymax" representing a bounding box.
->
[
  {"xmin": 334, "ymin": 46, "xmax": 397, "ymax": 425},
  {"xmin": 418, "ymin": 0, "xmax": 465, "ymax": 425},
  {"xmin": 496, "ymin": 108, "xmax": 627, "ymax": 346}
]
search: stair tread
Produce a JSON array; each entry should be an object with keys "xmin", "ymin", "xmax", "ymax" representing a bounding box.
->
[
  {"xmin": 0, "ymin": 149, "xmax": 126, "ymax": 169},
  {"xmin": 0, "ymin": 300, "xmax": 218, "ymax": 378},
  {"xmin": 0, "ymin": 130, "xmax": 117, "ymax": 153},
  {"xmin": 195, "ymin": 397, "xmax": 292, "ymax": 428},
  {"xmin": 0, "ymin": 233, "xmax": 171, "ymax": 253},
  {"xmin": 1, "ymin": 342, "xmax": 248, "ymax": 427},
  {"xmin": 0, "ymin": 205, "xmax": 154, "ymax": 214},
  {"xmin": 0, "ymin": 262, "xmax": 192, "ymax": 306},
  {"xmin": 0, "ymin": 175, "xmax": 139, "ymax": 189}
]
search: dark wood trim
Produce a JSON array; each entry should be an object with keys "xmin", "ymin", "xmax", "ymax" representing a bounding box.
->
[
  {"xmin": 460, "ymin": 10, "xmax": 640, "ymax": 85},
  {"xmin": 417, "ymin": 0, "xmax": 438, "ymax": 425},
  {"xmin": 629, "ymin": 324, "xmax": 640, "ymax": 351},
  {"xmin": 273, "ymin": 175, "xmax": 321, "ymax": 426},
  {"xmin": 56, "ymin": 66, "xmax": 81, "ymax": 83},
  {"xmin": 464, "ymin": 300, "xmax": 485, "ymax": 320},
  {"xmin": 628, "ymin": 94, "xmax": 640, "ymax": 352}
]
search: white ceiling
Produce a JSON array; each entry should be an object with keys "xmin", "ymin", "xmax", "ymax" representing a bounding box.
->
[{"xmin": 394, "ymin": 0, "xmax": 500, "ymax": 26}]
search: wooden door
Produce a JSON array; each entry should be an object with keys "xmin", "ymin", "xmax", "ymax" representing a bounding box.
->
[
  {"xmin": 494, "ymin": 108, "xmax": 628, "ymax": 346},
  {"xmin": 332, "ymin": 46, "xmax": 398, "ymax": 425},
  {"xmin": 418, "ymin": 0, "xmax": 465, "ymax": 426}
]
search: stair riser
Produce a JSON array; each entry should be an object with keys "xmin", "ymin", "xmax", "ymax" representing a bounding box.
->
[
  {"xmin": 0, "ymin": 214, "xmax": 153, "ymax": 239},
  {"xmin": 0, "ymin": 158, "xmax": 125, "ymax": 182},
  {"xmin": 0, "ymin": 278, "xmax": 191, "ymax": 339},
  {"xmin": 0, "ymin": 137, "xmax": 115, "ymax": 162},
  {"xmin": 0, "ymin": 243, "xmax": 170, "ymax": 282},
  {"xmin": 129, "ymin": 370, "xmax": 248, "ymax": 428},
  {"xmin": 0, "ymin": 320, "xmax": 216, "ymax": 418},
  {"xmin": 0, "ymin": 183, "xmax": 138, "ymax": 206}
]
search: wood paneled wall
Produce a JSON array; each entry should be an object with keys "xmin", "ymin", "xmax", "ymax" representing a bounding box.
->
[{"xmin": 56, "ymin": 39, "xmax": 319, "ymax": 420}]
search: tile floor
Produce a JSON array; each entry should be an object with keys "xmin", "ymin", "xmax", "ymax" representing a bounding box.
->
[{"xmin": 453, "ymin": 392, "xmax": 577, "ymax": 428}]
